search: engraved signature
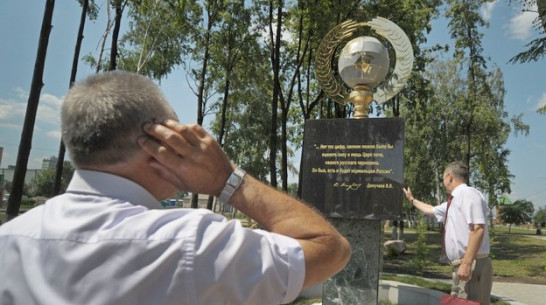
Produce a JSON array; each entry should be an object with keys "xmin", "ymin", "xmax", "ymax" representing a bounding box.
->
[{"xmin": 333, "ymin": 182, "xmax": 362, "ymax": 191}]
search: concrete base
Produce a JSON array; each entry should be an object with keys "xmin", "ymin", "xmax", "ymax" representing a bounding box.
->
[{"xmin": 378, "ymin": 280, "xmax": 445, "ymax": 305}]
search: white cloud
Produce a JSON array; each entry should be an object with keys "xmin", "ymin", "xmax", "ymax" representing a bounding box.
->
[
  {"xmin": 481, "ymin": 1, "xmax": 498, "ymax": 21},
  {"xmin": 0, "ymin": 90, "xmax": 63, "ymax": 125},
  {"xmin": 46, "ymin": 129, "xmax": 62, "ymax": 140},
  {"xmin": 536, "ymin": 92, "xmax": 546, "ymax": 111},
  {"xmin": 37, "ymin": 93, "xmax": 64, "ymax": 125},
  {"xmin": 0, "ymin": 97, "xmax": 26, "ymax": 120},
  {"xmin": 508, "ymin": 4, "xmax": 539, "ymax": 40},
  {"xmin": 0, "ymin": 122, "xmax": 21, "ymax": 130},
  {"xmin": 15, "ymin": 87, "xmax": 28, "ymax": 99}
]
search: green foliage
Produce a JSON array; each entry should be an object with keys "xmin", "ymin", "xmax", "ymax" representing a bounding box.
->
[
  {"xmin": 20, "ymin": 196, "xmax": 36, "ymax": 208},
  {"xmin": 33, "ymin": 162, "xmax": 75, "ymax": 197},
  {"xmin": 119, "ymin": 0, "xmax": 200, "ymax": 80},
  {"xmin": 498, "ymin": 199, "xmax": 535, "ymax": 232},
  {"xmin": 538, "ymin": 103, "xmax": 546, "ymax": 115},
  {"xmin": 411, "ymin": 217, "xmax": 429, "ymax": 274},
  {"xmin": 77, "ymin": 0, "xmax": 99, "ymax": 20},
  {"xmin": 534, "ymin": 207, "xmax": 546, "ymax": 228}
]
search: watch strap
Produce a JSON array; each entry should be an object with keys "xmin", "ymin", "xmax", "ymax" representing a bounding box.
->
[{"xmin": 218, "ymin": 167, "xmax": 246, "ymax": 204}]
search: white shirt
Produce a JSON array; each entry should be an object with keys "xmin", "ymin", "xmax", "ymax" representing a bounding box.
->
[
  {"xmin": 432, "ymin": 183, "xmax": 490, "ymax": 261},
  {"xmin": 0, "ymin": 170, "xmax": 305, "ymax": 305}
]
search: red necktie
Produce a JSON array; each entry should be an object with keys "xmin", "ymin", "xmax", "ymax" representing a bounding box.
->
[{"xmin": 442, "ymin": 195, "xmax": 453, "ymax": 254}]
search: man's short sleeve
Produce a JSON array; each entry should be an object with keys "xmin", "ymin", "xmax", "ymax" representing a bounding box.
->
[
  {"xmin": 191, "ymin": 214, "xmax": 305, "ymax": 305},
  {"xmin": 432, "ymin": 201, "xmax": 448, "ymax": 223}
]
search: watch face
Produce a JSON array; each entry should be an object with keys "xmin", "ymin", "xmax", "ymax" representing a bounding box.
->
[
  {"xmin": 228, "ymin": 169, "xmax": 244, "ymax": 186},
  {"xmin": 228, "ymin": 175, "xmax": 239, "ymax": 186}
]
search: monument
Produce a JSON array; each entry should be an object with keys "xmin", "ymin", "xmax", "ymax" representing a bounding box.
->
[{"xmin": 301, "ymin": 18, "xmax": 413, "ymax": 304}]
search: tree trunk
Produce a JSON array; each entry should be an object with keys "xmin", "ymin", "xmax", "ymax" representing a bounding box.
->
[
  {"xmin": 206, "ymin": 195, "xmax": 214, "ymax": 210},
  {"xmin": 109, "ymin": 1, "xmax": 124, "ymax": 71},
  {"xmin": 280, "ymin": 111, "xmax": 288, "ymax": 190},
  {"xmin": 6, "ymin": 0, "xmax": 55, "ymax": 221},
  {"xmin": 399, "ymin": 218, "xmax": 404, "ymax": 240},
  {"xmin": 268, "ymin": 0, "xmax": 282, "ymax": 187},
  {"xmin": 54, "ymin": 0, "xmax": 89, "ymax": 196},
  {"xmin": 218, "ymin": 78, "xmax": 230, "ymax": 146},
  {"xmin": 96, "ymin": 3, "xmax": 113, "ymax": 73},
  {"xmin": 192, "ymin": 6, "xmax": 215, "ymax": 208},
  {"xmin": 191, "ymin": 193, "xmax": 198, "ymax": 209}
]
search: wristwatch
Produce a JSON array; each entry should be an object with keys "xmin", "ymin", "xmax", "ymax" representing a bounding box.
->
[{"xmin": 218, "ymin": 167, "xmax": 246, "ymax": 204}]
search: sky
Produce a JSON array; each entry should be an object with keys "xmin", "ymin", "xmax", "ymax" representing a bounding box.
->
[{"xmin": 0, "ymin": 1, "xmax": 545, "ymax": 209}]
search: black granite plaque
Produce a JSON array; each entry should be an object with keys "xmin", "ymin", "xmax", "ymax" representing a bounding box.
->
[{"xmin": 301, "ymin": 118, "xmax": 404, "ymax": 219}]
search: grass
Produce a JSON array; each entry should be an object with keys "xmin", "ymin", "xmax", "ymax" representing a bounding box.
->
[{"xmin": 382, "ymin": 225, "xmax": 546, "ymax": 283}]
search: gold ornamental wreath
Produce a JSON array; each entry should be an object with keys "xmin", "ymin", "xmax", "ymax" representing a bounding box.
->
[{"xmin": 315, "ymin": 17, "xmax": 414, "ymax": 105}]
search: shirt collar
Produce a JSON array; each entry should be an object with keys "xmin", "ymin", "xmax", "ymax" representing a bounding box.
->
[
  {"xmin": 450, "ymin": 183, "xmax": 467, "ymax": 199},
  {"xmin": 66, "ymin": 169, "xmax": 162, "ymax": 209}
]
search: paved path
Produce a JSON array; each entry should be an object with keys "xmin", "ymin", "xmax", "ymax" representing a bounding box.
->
[
  {"xmin": 491, "ymin": 281, "xmax": 546, "ymax": 305},
  {"xmin": 426, "ymin": 278, "xmax": 546, "ymax": 305},
  {"xmin": 418, "ymin": 275, "xmax": 546, "ymax": 305},
  {"xmin": 424, "ymin": 279, "xmax": 546, "ymax": 305}
]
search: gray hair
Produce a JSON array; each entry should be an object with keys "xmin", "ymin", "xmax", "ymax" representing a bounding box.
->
[
  {"xmin": 61, "ymin": 71, "xmax": 177, "ymax": 167},
  {"xmin": 444, "ymin": 161, "xmax": 469, "ymax": 183}
]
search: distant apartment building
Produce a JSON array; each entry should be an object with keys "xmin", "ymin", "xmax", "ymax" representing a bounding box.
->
[
  {"xmin": 0, "ymin": 166, "xmax": 42, "ymax": 190},
  {"xmin": 42, "ymin": 156, "xmax": 58, "ymax": 170},
  {"xmin": 0, "ymin": 154, "xmax": 62, "ymax": 191}
]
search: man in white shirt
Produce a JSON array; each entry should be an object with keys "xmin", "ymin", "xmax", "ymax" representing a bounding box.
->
[
  {"xmin": 403, "ymin": 161, "xmax": 492, "ymax": 305},
  {"xmin": 0, "ymin": 71, "xmax": 351, "ymax": 305}
]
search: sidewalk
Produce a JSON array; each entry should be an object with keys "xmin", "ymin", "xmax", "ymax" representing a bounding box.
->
[
  {"xmin": 425, "ymin": 277, "xmax": 546, "ymax": 305},
  {"xmin": 392, "ymin": 275, "xmax": 546, "ymax": 305},
  {"xmin": 491, "ymin": 281, "xmax": 546, "ymax": 305}
]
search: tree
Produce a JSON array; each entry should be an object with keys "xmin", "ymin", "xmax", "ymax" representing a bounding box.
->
[
  {"xmin": 445, "ymin": 0, "xmax": 491, "ymax": 172},
  {"xmin": 109, "ymin": 0, "xmax": 128, "ymax": 71},
  {"xmin": 35, "ymin": 162, "xmax": 75, "ymax": 197},
  {"xmin": 205, "ymin": 0, "xmax": 257, "ymax": 209},
  {"xmin": 7, "ymin": 0, "xmax": 55, "ymax": 221},
  {"xmin": 82, "ymin": 1, "xmax": 113, "ymax": 72},
  {"xmin": 119, "ymin": 0, "xmax": 199, "ymax": 80},
  {"xmin": 400, "ymin": 0, "xmax": 530, "ymax": 214},
  {"xmin": 534, "ymin": 207, "xmax": 546, "ymax": 235},
  {"xmin": 498, "ymin": 199, "xmax": 535, "ymax": 232}
]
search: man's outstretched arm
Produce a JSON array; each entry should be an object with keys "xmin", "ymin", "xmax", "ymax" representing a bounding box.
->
[{"xmin": 403, "ymin": 187, "xmax": 435, "ymax": 217}]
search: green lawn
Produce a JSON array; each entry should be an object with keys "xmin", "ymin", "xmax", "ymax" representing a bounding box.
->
[{"xmin": 382, "ymin": 225, "xmax": 546, "ymax": 283}]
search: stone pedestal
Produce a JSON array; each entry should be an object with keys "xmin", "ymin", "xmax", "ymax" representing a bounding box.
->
[
  {"xmin": 300, "ymin": 118, "xmax": 405, "ymax": 305},
  {"xmin": 323, "ymin": 219, "xmax": 381, "ymax": 305}
]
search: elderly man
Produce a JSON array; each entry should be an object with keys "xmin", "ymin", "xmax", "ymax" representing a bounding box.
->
[
  {"xmin": 404, "ymin": 161, "xmax": 492, "ymax": 305},
  {"xmin": 0, "ymin": 71, "xmax": 350, "ymax": 305}
]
